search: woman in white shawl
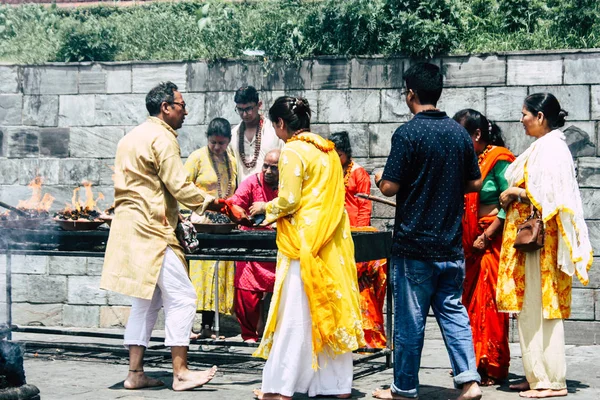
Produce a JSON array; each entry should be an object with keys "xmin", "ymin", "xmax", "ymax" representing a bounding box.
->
[{"xmin": 497, "ymin": 93, "xmax": 593, "ymax": 398}]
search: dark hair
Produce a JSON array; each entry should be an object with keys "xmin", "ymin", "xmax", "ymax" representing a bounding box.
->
[
  {"xmin": 268, "ymin": 96, "xmax": 311, "ymax": 132},
  {"xmin": 403, "ymin": 62, "xmax": 443, "ymax": 106},
  {"xmin": 145, "ymin": 81, "xmax": 178, "ymax": 116},
  {"xmin": 329, "ymin": 131, "xmax": 353, "ymax": 159},
  {"xmin": 453, "ymin": 109, "xmax": 504, "ymax": 147},
  {"xmin": 524, "ymin": 93, "xmax": 568, "ymax": 129},
  {"xmin": 234, "ymin": 86, "xmax": 259, "ymax": 104},
  {"xmin": 206, "ymin": 117, "xmax": 232, "ymax": 139}
]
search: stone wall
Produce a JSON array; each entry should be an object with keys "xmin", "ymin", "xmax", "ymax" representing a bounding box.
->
[{"xmin": 1, "ymin": 50, "xmax": 599, "ymax": 340}]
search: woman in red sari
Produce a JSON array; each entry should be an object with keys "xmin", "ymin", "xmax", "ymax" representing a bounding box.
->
[
  {"xmin": 330, "ymin": 131, "xmax": 387, "ymax": 349},
  {"xmin": 453, "ymin": 109, "xmax": 515, "ymax": 385}
]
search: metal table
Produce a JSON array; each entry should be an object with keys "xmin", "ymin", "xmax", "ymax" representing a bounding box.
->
[{"xmin": 0, "ymin": 227, "xmax": 393, "ymax": 366}]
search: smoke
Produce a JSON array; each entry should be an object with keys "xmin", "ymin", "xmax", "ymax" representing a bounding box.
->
[{"xmin": 0, "ymin": 335, "xmax": 27, "ymax": 388}]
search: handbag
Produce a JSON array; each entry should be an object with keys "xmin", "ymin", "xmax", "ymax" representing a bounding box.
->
[
  {"xmin": 513, "ymin": 204, "xmax": 544, "ymax": 252},
  {"xmin": 175, "ymin": 219, "xmax": 199, "ymax": 254}
]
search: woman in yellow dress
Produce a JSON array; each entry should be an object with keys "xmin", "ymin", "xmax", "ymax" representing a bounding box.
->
[
  {"xmin": 497, "ymin": 93, "xmax": 593, "ymax": 398},
  {"xmin": 250, "ymin": 97, "xmax": 364, "ymax": 400},
  {"xmin": 184, "ymin": 117, "xmax": 237, "ymax": 338}
]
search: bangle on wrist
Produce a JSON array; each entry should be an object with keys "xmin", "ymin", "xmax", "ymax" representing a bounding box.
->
[
  {"xmin": 375, "ymin": 178, "xmax": 382, "ymax": 188},
  {"xmin": 517, "ymin": 189, "xmax": 525, "ymax": 203}
]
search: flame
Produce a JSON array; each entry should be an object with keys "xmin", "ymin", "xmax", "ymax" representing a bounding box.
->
[
  {"xmin": 58, "ymin": 181, "xmax": 104, "ymax": 219},
  {"xmin": 16, "ymin": 176, "xmax": 55, "ymax": 212}
]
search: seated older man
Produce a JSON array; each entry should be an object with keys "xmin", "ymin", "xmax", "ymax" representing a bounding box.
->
[{"xmin": 228, "ymin": 149, "xmax": 280, "ymax": 342}]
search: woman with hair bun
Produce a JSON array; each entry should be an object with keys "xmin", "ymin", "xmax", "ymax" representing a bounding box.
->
[
  {"xmin": 498, "ymin": 93, "xmax": 593, "ymax": 398},
  {"xmin": 453, "ymin": 109, "xmax": 515, "ymax": 386},
  {"xmin": 250, "ymin": 96, "xmax": 364, "ymax": 400}
]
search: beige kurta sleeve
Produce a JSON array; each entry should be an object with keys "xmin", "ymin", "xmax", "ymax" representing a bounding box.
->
[{"xmin": 152, "ymin": 132, "xmax": 215, "ymax": 213}]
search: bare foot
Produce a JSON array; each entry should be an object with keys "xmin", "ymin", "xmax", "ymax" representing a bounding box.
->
[
  {"xmin": 123, "ymin": 371, "xmax": 164, "ymax": 389},
  {"xmin": 254, "ymin": 388, "xmax": 264, "ymax": 400},
  {"xmin": 372, "ymin": 388, "xmax": 416, "ymax": 399},
  {"xmin": 510, "ymin": 382, "xmax": 531, "ymax": 391},
  {"xmin": 480, "ymin": 377, "xmax": 498, "ymax": 386},
  {"xmin": 262, "ymin": 393, "xmax": 283, "ymax": 400},
  {"xmin": 519, "ymin": 389, "xmax": 568, "ymax": 398},
  {"xmin": 172, "ymin": 365, "xmax": 217, "ymax": 391},
  {"xmin": 456, "ymin": 381, "xmax": 482, "ymax": 400}
]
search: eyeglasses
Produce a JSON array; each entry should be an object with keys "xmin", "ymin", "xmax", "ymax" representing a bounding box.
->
[
  {"xmin": 172, "ymin": 101, "xmax": 187, "ymax": 110},
  {"xmin": 401, "ymin": 88, "xmax": 411, "ymax": 97},
  {"xmin": 235, "ymin": 104, "xmax": 257, "ymax": 115},
  {"xmin": 262, "ymin": 163, "xmax": 278, "ymax": 171}
]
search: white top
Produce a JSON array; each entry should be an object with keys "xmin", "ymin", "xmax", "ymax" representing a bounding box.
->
[{"xmin": 230, "ymin": 116, "xmax": 284, "ymax": 185}]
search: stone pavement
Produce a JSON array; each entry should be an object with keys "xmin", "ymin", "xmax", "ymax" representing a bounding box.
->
[{"xmin": 11, "ymin": 329, "xmax": 600, "ymax": 400}]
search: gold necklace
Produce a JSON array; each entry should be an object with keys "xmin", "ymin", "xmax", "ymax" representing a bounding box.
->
[
  {"xmin": 343, "ymin": 160, "xmax": 354, "ymax": 187},
  {"xmin": 209, "ymin": 152, "xmax": 233, "ymax": 198},
  {"xmin": 478, "ymin": 145, "xmax": 493, "ymax": 167}
]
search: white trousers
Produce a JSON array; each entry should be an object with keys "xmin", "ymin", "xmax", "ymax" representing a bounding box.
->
[
  {"xmin": 261, "ymin": 260, "xmax": 353, "ymax": 397},
  {"xmin": 518, "ymin": 251, "xmax": 567, "ymax": 390},
  {"xmin": 124, "ymin": 247, "xmax": 197, "ymax": 348}
]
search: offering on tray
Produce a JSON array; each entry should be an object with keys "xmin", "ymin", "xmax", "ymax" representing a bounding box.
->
[
  {"xmin": 191, "ymin": 211, "xmax": 237, "ymax": 234},
  {"xmin": 192, "ymin": 211, "xmax": 233, "ymax": 224},
  {"xmin": 53, "ymin": 181, "xmax": 105, "ymax": 230}
]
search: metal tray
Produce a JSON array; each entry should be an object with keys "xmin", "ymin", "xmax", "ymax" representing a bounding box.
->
[
  {"xmin": 54, "ymin": 219, "xmax": 105, "ymax": 231},
  {"xmin": 192, "ymin": 223, "xmax": 237, "ymax": 234}
]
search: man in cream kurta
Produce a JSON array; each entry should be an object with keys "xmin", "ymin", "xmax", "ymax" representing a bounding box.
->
[
  {"xmin": 230, "ymin": 86, "xmax": 284, "ymax": 184},
  {"xmin": 100, "ymin": 81, "xmax": 218, "ymax": 392}
]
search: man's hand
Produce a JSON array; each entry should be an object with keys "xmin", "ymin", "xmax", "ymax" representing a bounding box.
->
[
  {"xmin": 374, "ymin": 170, "xmax": 383, "ymax": 184},
  {"xmin": 205, "ymin": 198, "xmax": 227, "ymax": 212},
  {"xmin": 249, "ymin": 202, "xmax": 267, "ymax": 217}
]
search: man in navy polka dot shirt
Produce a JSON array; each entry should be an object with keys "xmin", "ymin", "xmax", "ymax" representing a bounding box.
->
[{"xmin": 373, "ymin": 63, "xmax": 483, "ymax": 400}]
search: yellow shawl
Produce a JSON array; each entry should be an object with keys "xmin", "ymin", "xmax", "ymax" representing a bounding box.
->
[{"xmin": 253, "ymin": 132, "xmax": 365, "ymax": 367}]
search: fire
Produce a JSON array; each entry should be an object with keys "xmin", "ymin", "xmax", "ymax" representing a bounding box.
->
[
  {"xmin": 16, "ymin": 176, "xmax": 55, "ymax": 212},
  {"xmin": 56, "ymin": 181, "xmax": 104, "ymax": 221}
]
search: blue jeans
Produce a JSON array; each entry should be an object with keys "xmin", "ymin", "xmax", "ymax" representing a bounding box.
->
[{"xmin": 390, "ymin": 255, "xmax": 480, "ymax": 398}]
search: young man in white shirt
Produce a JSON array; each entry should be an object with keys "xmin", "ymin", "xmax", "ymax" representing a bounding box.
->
[{"xmin": 230, "ymin": 86, "xmax": 284, "ymax": 185}]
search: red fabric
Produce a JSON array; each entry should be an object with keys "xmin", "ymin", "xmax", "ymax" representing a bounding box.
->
[
  {"xmin": 345, "ymin": 166, "xmax": 372, "ymax": 227},
  {"xmin": 357, "ymin": 259, "xmax": 387, "ymax": 348},
  {"xmin": 234, "ymin": 288, "xmax": 262, "ymax": 341},
  {"xmin": 463, "ymin": 146, "xmax": 515, "ymax": 259},
  {"xmin": 343, "ymin": 163, "xmax": 386, "ymax": 348},
  {"xmin": 229, "ymin": 173, "xmax": 277, "ymax": 291},
  {"xmin": 462, "ymin": 146, "xmax": 515, "ymax": 381}
]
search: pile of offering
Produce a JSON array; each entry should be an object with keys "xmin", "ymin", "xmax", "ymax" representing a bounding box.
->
[
  {"xmin": 0, "ymin": 177, "xmax": 54, "ymax": 229},
  {"xmin": 53, "ymin": 182, "xmax": 105, "ymax": 230},
  {"xmin": 191, "ymin": 211, "xmax": 236, "ymax": 234}
]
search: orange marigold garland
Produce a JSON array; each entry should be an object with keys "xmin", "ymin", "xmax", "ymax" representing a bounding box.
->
[
  {"xmin": 343, "ymin": 160, "xmax": 354, "ymax": 187},
  {"xmin": 478, "ymin": 144, "xmax": 494, "ymax": 167},
  {"xmin": 287, "ymin": 132, "xmax": 335, "ymax": 153}
]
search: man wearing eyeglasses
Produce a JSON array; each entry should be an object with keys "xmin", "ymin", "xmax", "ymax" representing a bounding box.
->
[
  {"xmin": 230, "ymin": 86, "xmax": 284, "ymax": 185},
  {"xmin": 101, "ymin": 81, "xmax": 220, "ymax": 392},
  {"xmin": 227, "ymin": 149, "xmax": 281, "ymax": 343}
]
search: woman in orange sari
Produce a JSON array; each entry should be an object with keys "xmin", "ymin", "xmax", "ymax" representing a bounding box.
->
[
  {"xmin": 330, "ymin": 131, "xmax": 387, "ymax": 349},
  {"xmin": 453, "ymin": 109, "xmax": 515, "ymax": 385}
]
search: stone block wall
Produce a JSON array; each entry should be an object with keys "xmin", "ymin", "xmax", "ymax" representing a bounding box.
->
[{"xmin": 1, "ymin": 50, "xmax": 599, "ymax": 339}]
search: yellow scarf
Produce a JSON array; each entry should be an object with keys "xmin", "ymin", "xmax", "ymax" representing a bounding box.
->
[{"xmin": 254, "ymin": 133, "xmax": 365, "ymax": 366}]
